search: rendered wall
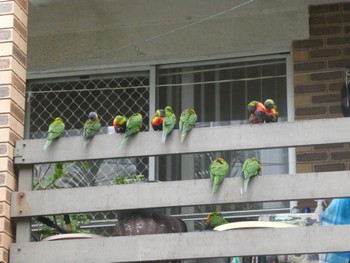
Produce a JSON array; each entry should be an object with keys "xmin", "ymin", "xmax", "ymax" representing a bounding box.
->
[{"xmin": 27, "ymin": 0, "xmax": 341, "ymax": 74}]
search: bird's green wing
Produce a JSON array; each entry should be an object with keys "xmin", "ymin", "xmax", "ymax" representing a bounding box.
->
[
  {"xmin": 162, "ymin": 108, "xmax": 176, "ymax": 143},
  {"xmin": 210, "ymin": 158, "xmax": 229, "ymax": 195},
  {"xmin": 43, "ymin": 118, "xmax": 65, "ymax": 150},
  {"xmin": 47, "ymin": 120, "xmax": 65, "ymax": 141},
  {"xmin": 83, "ymin": 119, "xmax": 101, "ymax": 140},
  {"xmin": 120, "ymin": 113, "xmax": 142, "ymax": 147},
  {"xmin": 242, "ymin": 158, "xmax": 261, "ymax": 194},
  {"xmin": 125, "ymin": 113, "xmax": 142, "ymax": 138},
  {"xmin": 179, "ymin": 109, "xmax": 197, "ymax": 142}
]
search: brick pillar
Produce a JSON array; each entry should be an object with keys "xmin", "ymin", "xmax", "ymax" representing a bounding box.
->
[
  {"xmin": 292, "ymin": 2, "xmax": 350, "ymax": 210},
  {"xmin": 293, "ymin": 2, "xmax": 350, "ymax": 173},
  {"xmin": 0, "ymin": 0, "xmax": 27, "ymax": 262}
]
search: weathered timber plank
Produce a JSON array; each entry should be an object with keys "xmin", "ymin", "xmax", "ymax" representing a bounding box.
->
[
  {"xmin": 11, "ymin": 171, "xmax": 350, "ymax": 217},
  {"xmin": 9, "ymin": 225, "xmax": 350, "ymax": 262},
  {"xmin": 13, "ymin": 117, "xmax": 350, "ymax": 164}
]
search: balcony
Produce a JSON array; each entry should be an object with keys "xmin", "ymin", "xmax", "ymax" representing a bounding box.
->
[{"xmin": 10, "ymin": 117, "xmax": 350, "ymax": 262}]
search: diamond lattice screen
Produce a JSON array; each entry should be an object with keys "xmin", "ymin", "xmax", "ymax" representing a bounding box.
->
[{"xmin": 27, "ymin": 73, "xmax": 150, "ymax": 238}]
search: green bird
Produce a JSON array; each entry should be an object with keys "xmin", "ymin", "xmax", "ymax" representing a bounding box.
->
[
  {"xmin": 179, "ymin": 108, "xmax": 197, "ymax": 143},
  {"xmin": 43, "ymin": 117, "xmax": 65, "ymax": 150},
  {"xmin": 119, "ymin": 113, "xmax": 143, "ymax": 147},
  {"xmin": 241, "ymin": 157, "xmax": 262, "ymax": 194},
  {"xmin": 206, "ymin": 211, "xmax": 229, "ymax": 229},
  {"xmin": 83, "ymin": 112, "xmax": 101, "ymax": 149},
  {"xmin": 210, "ymin": 157, "xmax": 229, "ymax": 195},
  {"xmin": 161, "ymin": 106, "xmax": 176, "ymax": 143}
]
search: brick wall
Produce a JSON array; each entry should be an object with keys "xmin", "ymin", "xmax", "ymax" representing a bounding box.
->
[
  {"xmin": 293, "ymin": 2, "xmax": 350, "ymax": 210},
  {"xmin": 0, "ymin": 0, "xmax": 27, "ymax": 262}
]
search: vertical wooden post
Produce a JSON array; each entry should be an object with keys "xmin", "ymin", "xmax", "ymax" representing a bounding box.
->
[{"xmin": 0, "ymin": 0, "xmax": 28, "ymax": 261}]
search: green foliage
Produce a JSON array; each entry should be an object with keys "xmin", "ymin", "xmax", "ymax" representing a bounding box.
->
[
  {"xmin": 34, "ymin": 162, "xmax": 91, "ymax": 240},
  {"xmin": 114, "ymin": 174, "xmax": 145, "ymax": 185}
]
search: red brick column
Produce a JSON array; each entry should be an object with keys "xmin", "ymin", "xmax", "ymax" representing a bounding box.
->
[{"xmin": 0, "ymin": 0, "xmax": 27, "ymax": 262}]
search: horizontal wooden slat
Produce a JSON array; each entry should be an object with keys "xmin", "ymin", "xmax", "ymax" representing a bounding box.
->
[
  {"xmin": 14, "ymin": 117, "xmax": 350, "ymax": 164},
  {"xmin": 9, "ymin": 225, "xmax": 350, "ymax": 263},
  {"xmin": 11, "ymin": 170, "xmax": 350, "ymax": 217}
]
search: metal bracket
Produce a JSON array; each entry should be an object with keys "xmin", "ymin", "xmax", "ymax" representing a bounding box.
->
[{"xmin": 14, "ymin": 141, "xmax": 25, "ymax": 164}]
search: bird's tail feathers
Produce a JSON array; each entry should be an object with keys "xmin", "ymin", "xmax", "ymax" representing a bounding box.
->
[
  {"xmin": 161, "ymin": 131, "xmax": 167, "ymax": 144},
  {"xmin": 43, "ymin": 140, "xmax": 51, "ymax": 151},
  {"xmin": 180, "ymin": 132, "xmax": 186, "ymax": 143},
  {"xmin": 211, "ymin": 177, "xmax": 222, "ymax": 196},
  {"xmin": 211, "ymin": 184, "xmax": 218, "ymax": 196},
  {"xmin": 83, "ymin": 139, "xmax": 90, "ymax": 150},
  {"xmin": 119, "ymin": 136, "xmax": 128, "ymax": 148},
  {"xmin": 242, "ymin": 178, "xmax": 249, "ymax": 194}
]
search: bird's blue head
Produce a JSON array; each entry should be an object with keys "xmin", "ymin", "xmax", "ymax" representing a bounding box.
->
[
  {"xmin": 264, "ymin": 99, "xmax": 276, "ymax": 110},
  {"xmin": 159, "ymin": 109, "xmax": 165, "ymax": 117},
  {"xmin": 88, "ymin": 112, "xmax": 98, "ymax": 120}
]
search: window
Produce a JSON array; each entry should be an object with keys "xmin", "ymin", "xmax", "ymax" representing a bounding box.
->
[
  {"xmin": 156, "ymin": 55, "xmax": 291, "ymax": 229},
  {"xmin": 27, "ymin": 72, "xmax": 151, "ymax": 237},
  {"xmin": 26, "ymin": 54, "xmax": 292, "ymax": 237}
]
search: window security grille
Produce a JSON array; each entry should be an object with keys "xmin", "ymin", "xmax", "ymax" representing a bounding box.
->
[
  {"xmin": 156, "ymin": 57, "xmax": 290, "ymax": 230},
  {"xmin": 27, "ymin": 73, "xmax": 150, "ymax": 237},
  {"xmin": 26, "ymin": 56, "xmax": 291, "ymax": 238}
]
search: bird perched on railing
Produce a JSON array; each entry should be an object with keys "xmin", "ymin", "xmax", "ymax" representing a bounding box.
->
[
  {"xmin": 247, "ymin": 101, "xmax": 267, "ymax": 124},
  {"xmin": 241, "ymin": 157, "xmax": 262, "ymax": 195},
  {"xmin": 120, "ymin": 113, "xmax": 142, "ymax": 147},
  {"xmin": 179, "ymin": 108, "xmax": 197, "ymax": 143},
  {"xmin": 83, "ymin": 111, "xmax": 101, "ymax": 149},
  {"xmin": 151, "ymin": 109, "xmax": 165, "ymax": 131},
  {"xmin": 161, "ymin": 106, "xmax": 176, "ymax": 143},
  {"xmin": 264, "ymin": 99, "xmax": 279, "ymax": 123},
  {"xmin": 206, "ymin": 211, "xmax": 228, "ymax": 229},
  {"xmin": 43, "ymin": 117, "xmax": 65, "ymax": 150},
  {"xmin": 210, "ymin": 157, "xmax": 229, "ymax": 195},
  {"xmin": 113, "ymin": 115, "xmax": 127, "ymax": 133}
]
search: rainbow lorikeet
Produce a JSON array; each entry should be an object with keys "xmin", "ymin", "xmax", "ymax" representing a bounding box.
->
[
  {"xmin": 119, "ymin": 113, "xmax": 142, "ymax": 147},
  {"xmin": 206, "ymin": 211, "xmax": 229, "ymax": 229},
  {"xmin": 241, "ymin": 157, "xmax": 262, "ymax": 194},
  {"xmin": 151, "ymin": 109, "xmax": 165, "ymax": 131},
  {"xmin": 210, "ymin": 157, "xmax": 229, "ymax": 195},
  {"xmin": 43, "ymin": 117, "xmax": 65, "ymax": 150},
  {"xmin": 264, "ymin": 99, "xmax": 279, "ymax": 123},
  {"xmin": 247, "ymin": 101, "xmax": 266, "ymax": 124},
  {"xmin": 113, "ymin": 115, "xmax": 127, "ymax": 133},
  {"xmin": 161, "ymin": 106, "xmax": 176, "ymax": 143},
  {"xmin": 83, "ymin": 112, "xmax": 101, "ymax": 149},
  {"xmin": 179, "ymin": 108, "xmax": 197, "ymax": 143}
]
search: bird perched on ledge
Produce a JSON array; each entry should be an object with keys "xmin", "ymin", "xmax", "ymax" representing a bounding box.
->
[
  {"xmin": 179, "ymin": 108, "xmax": 197, "ymax": 143},
  {"xmin": 210, "ymin": 157, "xmax": 229, "ymax": 195},
  {"xmin": 83, "ymin": 111, "xmax": 101, "ymax": 149},
  {"xmin": 241, "ymin": 157, "xmax": 262, "ymax": 195},
  {"xmin": 161, "ymin": 106, "xmax": 176, "ymax": 143},
  {"xmin": 43, "ymin": 117, "xmax": 65, "ymax": 150},
  {"xmin": 206, "ymin": 211, "xmax": 228, "ymax": 229},
  {"xmin": 151, "ymin": 109, "xmax": 165, "ymax": 131},
  {"xmin": 247, "ymin": 101, "xmax": 266, "ymax": 124},
  {"xmin": 120, "ymin": 113, "xmax": 142, "ymax": 147},
  {"xmin": 264, "ymin": 99, "xmax": 279, "ymax": 123},
  {"xmin": 113, "ymin": 115, "xmax": 127, "ymax": 133}
]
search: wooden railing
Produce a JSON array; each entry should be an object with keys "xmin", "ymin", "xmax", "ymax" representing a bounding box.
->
[{"xmin": 10, "ymin": 117, "xmax": 350, "ymax": 262}]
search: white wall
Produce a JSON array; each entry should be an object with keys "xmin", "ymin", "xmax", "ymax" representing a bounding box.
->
[{"xmin": 27, "ymin": 0, "xmax": 342, "ymax": 75}]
